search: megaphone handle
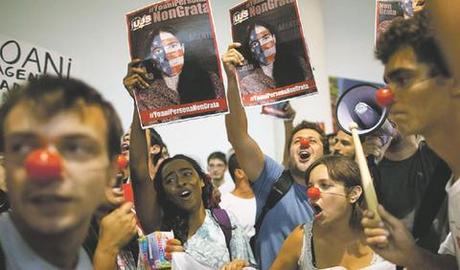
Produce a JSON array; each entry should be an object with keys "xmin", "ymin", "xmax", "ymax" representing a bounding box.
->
[{"xmin": 349, "ymin": 122, "xmax": 381, "ymax": 222}]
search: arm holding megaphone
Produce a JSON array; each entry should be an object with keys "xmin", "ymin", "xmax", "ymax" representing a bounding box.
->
[
  {"xmin": 354, "ymin": 120, "xmax": 457, "ymax": 268},
  {"xmin": 362, "ymin": 135, "xmax": 393, "ymax": 163}
]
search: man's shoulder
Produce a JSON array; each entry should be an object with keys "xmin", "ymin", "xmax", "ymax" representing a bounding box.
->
[
  {"xmin": 263, "ymin": 155, "xmax": 284, "ymax": 173},
  {"xmin": 253, "ymin": 156, "xmax": 284, "ymax": 183}
]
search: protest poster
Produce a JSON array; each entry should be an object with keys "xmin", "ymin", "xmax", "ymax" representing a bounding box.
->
[
  {"xmin": 0, "ymin": 34, "xmax": 75, "ymax": 103},
  {"xmin": 126, "ymin": 0, "xmax": 227, "ymax": 127},
  {"xmin": 375, "ymin": 0, "xmax": 425, "ymax": 42},
  {"xmin": 230, "ymin": 0, "xmax": 317, "ymax": 107}
]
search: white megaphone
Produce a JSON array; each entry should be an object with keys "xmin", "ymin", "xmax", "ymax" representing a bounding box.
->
[{"xmin": 335, "ymin": 84, "xmax": 396, "ymax": 163}]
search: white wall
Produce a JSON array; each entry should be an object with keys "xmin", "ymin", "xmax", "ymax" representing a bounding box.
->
[
  {"xmin": 322, "ymin": 0, "xmax": 385, "ymax": 83},
  {"xmin": 0, "ymin": 0, "xmax": 330, "ymax": 167}
]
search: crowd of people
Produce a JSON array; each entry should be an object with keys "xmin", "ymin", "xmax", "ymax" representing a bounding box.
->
[{"xmin": 0, "ymin": 6, "xmax": 460, "ymax": 270}]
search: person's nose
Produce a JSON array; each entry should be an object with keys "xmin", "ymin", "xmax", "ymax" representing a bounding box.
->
[
  {"xmin": 177, "ymin": 175, "xmax": 188, "ymax": 187},
  {"xmin": 300, "ymin": 138, "xmax": 310, "ymax": 150},
  {"xmin": 332, "ymin": 143, "xmax": 341, "ymax": 153},
  {"xmin": 24, "ymin": 147, "xmax": 63, "ymax": 183},
  {"xmin": 307, "ymin": 187, "xmax": 321, "ymax": 201}
]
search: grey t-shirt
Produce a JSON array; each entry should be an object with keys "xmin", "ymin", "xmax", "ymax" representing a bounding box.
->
[{"xmin": 0, "ymin": 212, "xmax": 92, "ymax": 270}]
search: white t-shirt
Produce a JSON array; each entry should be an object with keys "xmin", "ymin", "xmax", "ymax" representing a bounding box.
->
[
  {"xmin": 0, "ymin": 212, "xmax": 92, "ymax": 270},
  {"xmin": 218, "ymin": 178, "xmax": 236, "ymax": 194},
  {"xmin": 172, "ymin": 252, "xmax": 257, "ymax": 270},
  {"xmin": 172, "ymin": 252, "xmax": 214, "ymax": 270},
  {"xmin": 438, "ymin": 176, "xmax": 460, "ymax": 267},
  {"xmin": 219, "ymin": 193, "xmax": 256, "ymax": 238}
]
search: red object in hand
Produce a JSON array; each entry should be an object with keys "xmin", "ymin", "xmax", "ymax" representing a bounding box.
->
[
  {"xmin": 375, "ymin": 87, "xmax": 395, "ymax": 107},
  {"xmin": 300, "ymin": 138, "xmax": 310, "ymax": 149},
  {"xmin": 117, "ymin": 154, "xmax": 128, "ymax": 171},
  {"xmin": 123, "ymin": 183, "xmax": 134, "ymax": 203},
  {"xmin": 25, "ymin": 149, "xmax": 62, "ymax": 182},
  {"xmin": 307, "ymin": 187, "xmax": 321, "ymax": 201}
]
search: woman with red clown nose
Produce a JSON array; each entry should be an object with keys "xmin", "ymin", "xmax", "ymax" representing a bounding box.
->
[{"xmin": 271, "ymin": 155, "xmax": 395, "ymax": 270}]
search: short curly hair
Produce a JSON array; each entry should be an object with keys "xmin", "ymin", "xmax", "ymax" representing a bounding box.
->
[{"xmin": 375, "ymin": 10, "xmax": 450, "ymax": 77}]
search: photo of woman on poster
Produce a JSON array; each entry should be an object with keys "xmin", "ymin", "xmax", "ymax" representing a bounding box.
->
[
  {"xmin": 238, "ymin": 21, "xmax": 311, "ymax": 96},
  {"xmin": 134, "ymin": 26, "xmax": 224, "ymax": 111}
]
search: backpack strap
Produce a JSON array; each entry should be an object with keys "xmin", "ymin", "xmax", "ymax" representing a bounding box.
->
[
  {"xmin": 211, "ymin": 208, "xmax": 233, "ymax": 260},
  {"xmin": 0, "ymin": 241, "xmax": 5, "ymax": 269},
  {"xmin": 412, "ymin": 157, "xmax": 451, "ymax": 240},
  {"xmin": 250, "ymin": 170, "xmax": 293, "ymax": 250}
]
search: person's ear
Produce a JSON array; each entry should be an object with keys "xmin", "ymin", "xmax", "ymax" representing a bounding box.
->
[
  {"xmin": 181, "ymin": 43, "xmax": 185, "ymax": 54},
  {"xmin": 348, "ymin": 185, "xmax": 362, "ymax": 204},
  {"xmin": 200, "ymin": 176, "xmax": 206, "ymax": 188},
  {"xmin": 273, "ymin": 34, "xmax": 276, "ymax": 44},
  {"xmin": 150, "ymin": 144, "xmax": 161, "ymax": 155},
  {"xmin": 200, "ymin": 174, "xmax": 212, "ymax": 188},
  {"xmin": 234, "ymin": 168, "xmax": 244, "ymax": 179}
]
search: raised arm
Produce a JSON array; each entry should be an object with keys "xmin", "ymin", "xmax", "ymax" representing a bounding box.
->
[
  {"xmin": 282, "ymin": 103, "xmax": 295, "ymax": 168},
  {"xmin": 223, "ymin": 43, "xmax": 265, "ymax": 182},
  {"xmin": 93, "ymin": 202, "xmax": 137, "ymax": 270},
  {"xmin": 123, "ymin": 61, "xmax": 162, "ymax": 233}
]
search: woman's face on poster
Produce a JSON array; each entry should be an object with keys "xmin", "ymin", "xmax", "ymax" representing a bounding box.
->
[
  {"xmin": 249, "ymin": 25, "xmax": 276, "ymax": 66},
  {"xmin": 150, "ymin": 31, "xmax": 185, "ymax": 77}
]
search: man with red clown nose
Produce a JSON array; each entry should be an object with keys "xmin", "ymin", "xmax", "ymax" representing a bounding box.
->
[
  {"xmin": 362, "ymin": 10, "xmax": 460, "ymax": 269},
  {"xmin": 0, "ymin": 76, "xmax": 124, "ymax": 269},
  {"xmin": 223, "ymin": 43, "xmax": 327, "ymax": 270}
]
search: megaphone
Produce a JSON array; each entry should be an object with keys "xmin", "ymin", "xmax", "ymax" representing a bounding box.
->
[{"xmin": 336, "ymin": 84, "xmax": 396, "ymax": 161}]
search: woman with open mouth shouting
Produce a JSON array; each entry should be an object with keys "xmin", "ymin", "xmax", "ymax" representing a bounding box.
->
[
  {"xmin": 271, "ymin": 155, "xmax": 395, "ymax": 269},
  {"xmin": 153, "ymin": 154, "xmax": 256, "ymax": 269}
]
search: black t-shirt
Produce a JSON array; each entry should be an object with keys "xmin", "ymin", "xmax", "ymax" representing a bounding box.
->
[
  {"xmin": 372, "ymin": 141, "xmax": 449, "ymax": 252},
  {"xmin": 374, "ymin": 141, "xmax": 440, "ymax": 220},
  {"xmin": 0, "ymin": 190, "xmax": 9, "ymax": 214}
]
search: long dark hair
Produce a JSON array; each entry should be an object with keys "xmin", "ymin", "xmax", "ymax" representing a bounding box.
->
[
  {"xmin": 242, "ymin": 21, "xmax": 308, "ymax": 88},
  {"xmin": 143, "ymin": 27, "xmax": 217, "ymax": 104},
  {"xmin": 153, "ymin": 154, "xmax": 214, "ymax": 243},
  {"xmin": 305, "ymin": 155, "xmax": 364, "ymax": 230}
]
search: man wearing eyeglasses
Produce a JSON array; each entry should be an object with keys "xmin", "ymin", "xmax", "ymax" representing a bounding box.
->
[{"xmin": 362, "ymin": 10, "xmax": 460, "ymax": 269}]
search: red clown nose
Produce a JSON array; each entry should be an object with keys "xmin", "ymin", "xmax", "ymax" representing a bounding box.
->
[
  {"xmin": 300, "ymin": 138, "xmax": 310, "ymax": 149},
  {"xmin": 375, "ymin": 87, "xmax": 395, "ymax": 107},
  {"xmin": 117, "ymin": 154, "xmax": 129, "ymax": 171},
  {"xmin": 307, "ymin": 187, "xmax": 321, "ymax": 201},
  {"xmin": 25, "ymin": 149, "xmax": 62, "ymax": 182}
]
